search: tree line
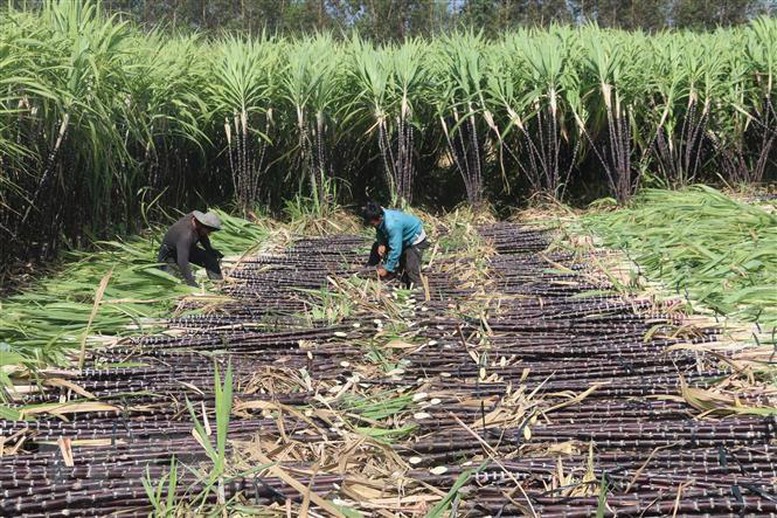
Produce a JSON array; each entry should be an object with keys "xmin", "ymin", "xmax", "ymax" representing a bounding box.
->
[{"xmin": 9, "ymin": 0, "xmax": 777, "ymax": 39}]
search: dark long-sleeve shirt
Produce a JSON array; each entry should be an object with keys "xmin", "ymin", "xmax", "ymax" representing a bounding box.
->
[{"xmin": 160, "ymin": 213, "xmax": 214, "ymax": 286}]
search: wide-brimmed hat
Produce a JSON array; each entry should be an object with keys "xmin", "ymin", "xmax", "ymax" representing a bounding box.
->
[{"xmin": 192, "ymin": 210, "xmax": 222, "ymax": 231}]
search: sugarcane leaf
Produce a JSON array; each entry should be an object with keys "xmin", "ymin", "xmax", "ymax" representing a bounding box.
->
[
  {"xmin": 0, "ymin": 405, "xmax": 23, "ymax": 421},
  {"xmin": 425, "ymin": 461, "xmax": 488, "ymax": 518},
  {"xmin": 186, "ymin": 396, "xmax": 217, "ymax": 463}
]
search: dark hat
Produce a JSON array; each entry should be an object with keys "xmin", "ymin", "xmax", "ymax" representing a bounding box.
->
[{"xmin": 192, "ymin": 210, "xmax": 222, "ymax": 230}]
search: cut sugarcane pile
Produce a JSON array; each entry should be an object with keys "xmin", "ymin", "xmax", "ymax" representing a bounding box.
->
[{"xmin": 2, "ymin": 224, "xmax": 775, "ymax": 516}]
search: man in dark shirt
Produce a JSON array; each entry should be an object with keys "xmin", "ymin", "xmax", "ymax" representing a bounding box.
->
[{"xmin": 156, "ymin": 211, "xmax": 224, "ymax": 287}]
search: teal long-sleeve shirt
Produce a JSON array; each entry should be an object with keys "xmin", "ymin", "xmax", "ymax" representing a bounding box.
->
[{"xmin": 376, "ymin": 209, "xmax": 424, "ymax": 272}]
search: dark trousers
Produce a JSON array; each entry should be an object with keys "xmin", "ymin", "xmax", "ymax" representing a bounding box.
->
[
  {"xmin": 157, "ymin": 244, "xmax": 223, "ymax": 281},
  {"xmin": 367, "ymin": 239, "xmax": 429, "ymax": 288}
]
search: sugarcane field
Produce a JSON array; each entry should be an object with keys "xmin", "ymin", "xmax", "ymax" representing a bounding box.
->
[{"xmin": 1, "ymin": 1, "xmax": 777, "ymax": 517}]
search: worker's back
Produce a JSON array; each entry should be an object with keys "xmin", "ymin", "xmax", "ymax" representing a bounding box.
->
[
  {"xmin": 380, "ymin": 209, "xmax": 423, "ymax": 247},
  {"xmin": 161, "ymin": 212, "xmax": 198, "ymax": 249}
]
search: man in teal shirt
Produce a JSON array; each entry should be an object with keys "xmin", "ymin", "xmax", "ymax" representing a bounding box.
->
[{"xmin": 363, "ymin": 201, "xmax": 429, "ymax": 288}]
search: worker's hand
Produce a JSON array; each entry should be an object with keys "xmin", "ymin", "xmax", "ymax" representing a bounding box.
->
[
  {"xmin": 377, "ymin": 244, "xmax": 386, "ymax": 258},
  {"xmin": 376, "ymin": 266, "xmax": 389, "ymax": 278}
]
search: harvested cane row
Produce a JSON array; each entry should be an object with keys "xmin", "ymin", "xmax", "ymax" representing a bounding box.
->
[{"xmin": 1, "ymin": 223, "xmax": 775, "ymax": 516}]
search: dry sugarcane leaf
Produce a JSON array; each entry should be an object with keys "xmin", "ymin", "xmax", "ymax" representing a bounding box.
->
[
  {"xmin": 458, "ymin": 396, "xmax": 499, "ymax": 407},
  {"xmin": 582, "ymin": 441, "xmax": 597, "ymax": 493},
  {"xmin": 276, "ymin": 408, "xmax": 289, "ymax": 443},
  {"xmin": 243, "ymin": 399, "xmax": 332, "ymax": 435},
  {"xmin": 356, "ymin": 494, "xmax": 443, "ymax": 509},
  {"xmin": 5, "ymin": 384, "xmax": 41, "ymax": 398},
  {"xmin": 253, "ymin": 450, "xmax": 347, "ymax": 518},
  {"xmin": 625, "ymin": 441, "xmax": 682, "ymax": 493},
  {"xmin": 732, "ymin": 345, "xmax": 777, "ymax": 362},
  {"xmin": 43, "ymin": 378, "xmax": 97, "ymax": 400},
  {"xmin": 665, "ymin": 343, "xmax": 748, "ymax": 372},
  {"xmin": 234, "ymin": 399, "xmax": 280, "ymax": 413},
  {"xmin": 340, "ymin": 485, "xmax": 384, "ymax": 503},
  {"xmin": 484, "ymin": 372, "xmax": 501, "ymax": 383},
  {"xmin": 679, "ymin": 380, "xmax": 777, "ymax": 417},
  {"xmin": 58, "ymin": 437, "xmax": 74, "ymax": 467},
  {"xmin": 72, "ymin": 438, "xmax": 128, "ymax": 447},
  {"xmin": 556, "ymin": 457, "xmax": 567, "ymax": 488},
  {"xmin": 78, "ymin": 268, "xmax": 113, "ymax": 370},
  {"xmin": 678, "ymin": 374, "xmax": 738, "ymax": 414},
  {"xmin": 384, "ymin": 339, "xmax": 417, "ymax": 350},
  {"xmin": 299, "ymin": 463, "xmax": 320, "ymax": 517},
  {"xmin": 476, "ymin": 407, "xmax": 505, "ymax": 427},
  {"xmin": 545, "ymin": 441, "xmax": 579, "ymax": 456},
  {"xmin": 543, "ymin": 384, "xmax": 604, "ymax": 414},
  {"xmin": 685, "ymin": 387, "xmax": 736, "ymax": 411},
  {"xmin": 37, "ymin": 368, "xmax": 81, "ymax": 379},
  {"xmin": 191, "ymin": 428, "xmax": 210, "ymax": 453},
  {"xmin": 177, "ymin": 381, "xmax": 205, "ymax": 396},
  {"xmin": 122, "ymin": 404, "xmax": 163, "ymax": 414},
  {"xmin": 200, "ymin": 401, "xmax": 212, "ymax": 437},
  {"xmin": 0, "ymin": 428, "xmax": 29, "ymax": 456},
  {"xmin": 475, "ymin": 404, "xmax": 527, "ymax": 429},
  {"xmin": 336, "ymin": 436, "xmax": 367, "ymax": 474},
  {"xmin": 20, "ymin": 401, "xmax": 120, "ymax": 419}
]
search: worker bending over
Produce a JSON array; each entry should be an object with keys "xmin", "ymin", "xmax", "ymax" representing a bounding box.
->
[
  {"xmin": 157, "ymin": 210, "xmax": 224, "ymax": 287},
  {"xmin": 363, "ymin": 201, "xmax": 429, "ymax": 288}
]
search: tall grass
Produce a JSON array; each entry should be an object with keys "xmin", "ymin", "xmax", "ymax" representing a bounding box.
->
[{"xmin": 1, "ymin": 1, "xmax": 776, "ymax": 272}]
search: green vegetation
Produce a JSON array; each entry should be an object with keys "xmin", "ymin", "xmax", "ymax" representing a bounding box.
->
[
  {"xmin": 185, "ymin": 362, "xmax": 234, "ymax": 510},
  {"xmin": 2, "ymin": 1, "xmax": 776, "ymax": 274},
  {"xmin": 426, "ymin": 462, "xmax": 489, "ymax": 518},
  {"xmin": 583, "ymin": 186, "xmax": 777, "ymax": 328},
  {"xmin": 142, "ymin": 457, "xmax": 182, "ymax": 517}
]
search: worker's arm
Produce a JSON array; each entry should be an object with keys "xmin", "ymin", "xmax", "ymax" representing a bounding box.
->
[
  {"xmin": 370, "ymin": 228, "xmax": 385, "ymax": 257},
  {"xmin": 375, "ymin": 228, "xmax": 388, "ymax": 246},
  {"xmin": 175, "ymin": 239, "xmax": 198, "ymax": 287},
  {"xmin": 199, "ymin": 234, "xmax": 223, "ymax": 258},
  {"xmin": 382, "ymin": 227, "xmax": 403, "ymax": 272}
]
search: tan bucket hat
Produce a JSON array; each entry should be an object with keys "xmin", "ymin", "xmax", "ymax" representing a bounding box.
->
[{"xmin": 192, "ymin": 210, "xmax": 222, "ymax": 231}]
